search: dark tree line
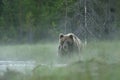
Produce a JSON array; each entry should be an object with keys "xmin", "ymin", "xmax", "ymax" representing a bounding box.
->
[{"xmin": 0, "ymin": 0, "xmax": 119, "ymax": 43}]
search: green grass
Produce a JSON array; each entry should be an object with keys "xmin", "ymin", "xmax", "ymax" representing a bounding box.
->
[
  {"xmin": 0, "ymin": 42, "xmax": 58, "ymax": 62},
  {"xmin": 0, "ymin": 41, "xmax": 120, "ymax": 80}
]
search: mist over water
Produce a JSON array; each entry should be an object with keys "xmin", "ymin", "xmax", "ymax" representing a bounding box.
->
[
  {"xmin": 0, "ymin": 42, "xmax": 80, "ymax": 73},
  {"xmin": 0, "ymin": 41, "xmax": 120, "ymax": 80},
  {"xmin": 0, "ymin": 0, "xmax": 120, "ymax": 79}
]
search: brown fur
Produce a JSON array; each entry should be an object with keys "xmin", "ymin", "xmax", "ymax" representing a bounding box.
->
[{"xmin": 58, "ymin": 33, "xmax": 82, "ymax": 56}]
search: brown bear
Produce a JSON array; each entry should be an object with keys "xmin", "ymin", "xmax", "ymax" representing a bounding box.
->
[{"xmin": 58, "ymin": 33, "xmax": 83, "ymax": 56}]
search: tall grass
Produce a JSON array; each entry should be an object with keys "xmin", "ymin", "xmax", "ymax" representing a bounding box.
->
[{"xmin": 0, "ymin": 41, "xmax": 120, "ymax": 80}]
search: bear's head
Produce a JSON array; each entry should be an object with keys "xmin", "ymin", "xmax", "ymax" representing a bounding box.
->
[{"xmin": 59, "ymin": 33, "xmax": 74, "ymax": 55}]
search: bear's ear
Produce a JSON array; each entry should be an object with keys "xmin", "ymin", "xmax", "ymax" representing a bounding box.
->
[
  {"xmin": 69, "ymin": 34, "xmax": 73, "ymax": 39},
  {"xmin": 59, "ymin": 33, "xmax": 64, "ymax": 39}
]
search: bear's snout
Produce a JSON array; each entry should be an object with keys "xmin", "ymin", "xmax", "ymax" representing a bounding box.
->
[{"xmin": 63, "ymin": 45, "xmax": 67, "ymax": 50}]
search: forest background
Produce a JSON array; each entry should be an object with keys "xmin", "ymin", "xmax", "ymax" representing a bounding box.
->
[{"xmin": 0, "ymin": 0, "xmax": 119, "ymax": 44}]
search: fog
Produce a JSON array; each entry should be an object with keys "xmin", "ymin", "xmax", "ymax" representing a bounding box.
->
[{"xmin": 0, "ymin": 0, "xmax": 120, "ymax": 80}]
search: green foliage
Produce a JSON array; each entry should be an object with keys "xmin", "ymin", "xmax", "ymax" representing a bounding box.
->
[
  {"xmin": 0, "ymin": 0, "xmax": 120, "ymax": 43},
  {"xmin": 0, "ymin": 0, "xmax": 79, "ymax": 43}
]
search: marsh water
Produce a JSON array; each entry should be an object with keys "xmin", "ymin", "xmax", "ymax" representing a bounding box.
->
[
  {"xmin": 0, "ymin": 61, "xmax": 35, "ymax": 74},
  {"xmin": 0, "ymin": 60, "xmax": 68, "ymax": 74}
]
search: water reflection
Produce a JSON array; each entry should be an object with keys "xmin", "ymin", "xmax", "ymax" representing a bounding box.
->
[
  {"xmin": 0, "ymin": 61, "xmax": 36, "ymax": 74},
  {"xmin": 0, "ymin": 60, "xmax": 68, "ymax": 74}
]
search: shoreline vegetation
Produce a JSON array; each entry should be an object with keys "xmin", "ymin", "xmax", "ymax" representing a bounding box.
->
[{"xmin": 0, "ymin": 41, "xmax": 120, "ymax": 80}]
